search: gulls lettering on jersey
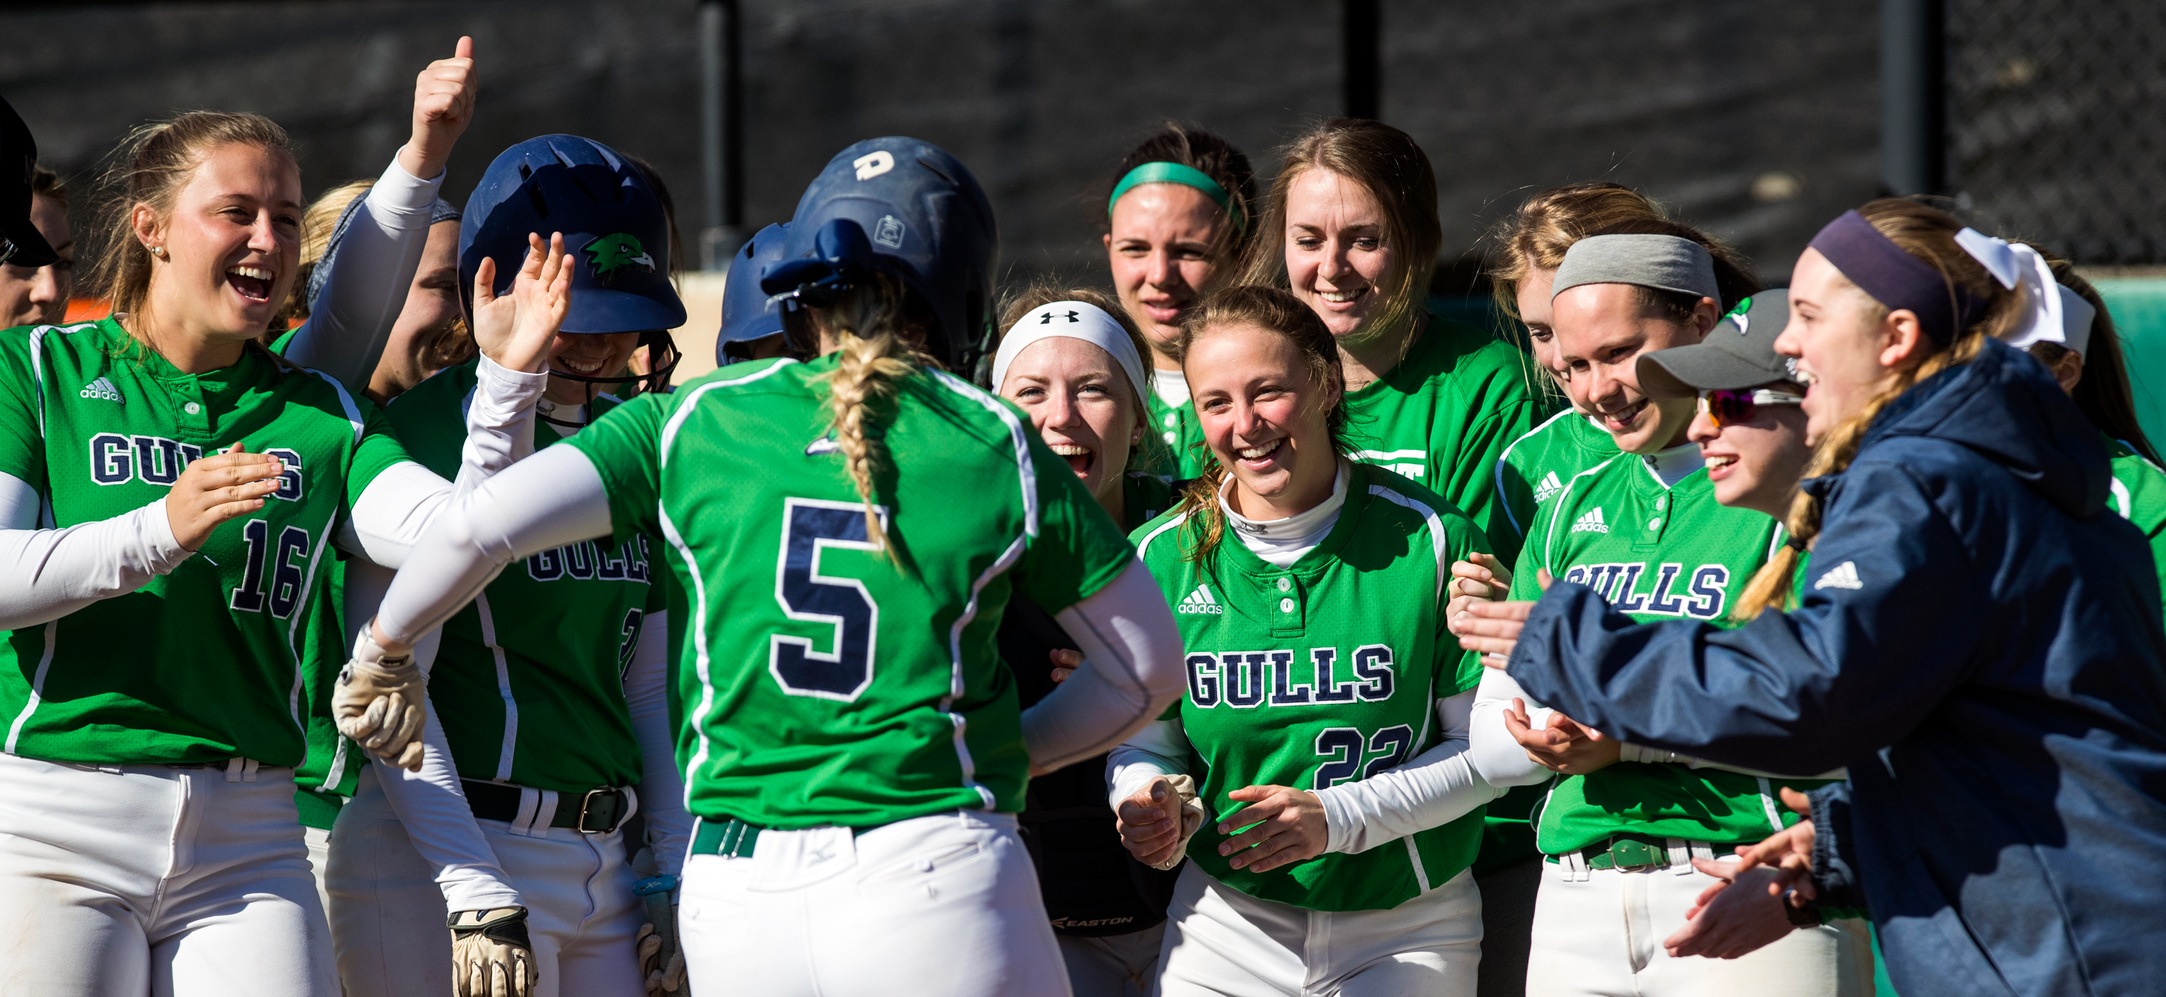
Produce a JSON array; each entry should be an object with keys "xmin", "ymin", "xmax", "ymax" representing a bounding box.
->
[
  {"xmin": 77, "ymin": 377, "xmax": 122, "ymax": 404},
  {"xmin": 1813, "ymin": 560, "xmax": 1864, "ymax": 591},
  {"xmin": 87, "ymin": 433, "xmax": 304, "ymax": 500},
  {"xmin": 1533, "ymin": 470, "xmax": 1564, "ymax": 504},
  {"xmin": 1572, "ymin": 506, "xmax": 1610, "ymax": 533},
  {"xmin": 526, "ymin": 533, "xmax": 653, "ymax": 584},
  {"xmin": 1178, "ymin": 584, "xmax": 1225, "ymax": 615},
  {"xmin": 1185, "ymin": 644, "xmax": 1395, "ymax": 709},
  {"xmin": 1560, "ymin": 561, "xmax": 1732, "ymax": 620}
]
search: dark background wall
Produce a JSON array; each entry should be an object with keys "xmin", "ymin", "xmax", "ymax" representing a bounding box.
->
[{"xmin": 2, "ymin": 0, "xmax": 1886, "ymax": 291}]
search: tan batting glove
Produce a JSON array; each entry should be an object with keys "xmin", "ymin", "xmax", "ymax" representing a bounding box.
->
[
  {"xmin": 449, "ymin": 906, "xmax": 538, "ymax": 997},
  {"xmin": 635, "ymin": 918, "xmax": 687, "ymax": 996},
  {"xmin": 332, "ymin": 624, "xmax": 427, "ymax": 772},
  {"xmin": 1151, "ymin": 774, "xmax": 1207, "ymax": 872}
]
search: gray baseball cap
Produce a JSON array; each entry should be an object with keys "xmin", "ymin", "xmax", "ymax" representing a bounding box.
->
[{"xmin": 1637, "ymin": 290, "xmax": 1796, "ymax": 398}]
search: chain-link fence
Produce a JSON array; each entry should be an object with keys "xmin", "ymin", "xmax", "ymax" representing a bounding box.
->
[{"xmin": 1948, "ymin": 0, "xmax": 2166, "ymax": 265}]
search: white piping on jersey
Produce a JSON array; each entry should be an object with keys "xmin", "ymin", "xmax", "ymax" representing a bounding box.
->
[
  {"xmin": 319, "ymin": 727, "xmax": 351, "ymax": 794},
  {"xmin": 1540, "ymin": 455, "xmax": 1628, "ymax": 569},
  {"xmin": 3, "ymin": 624, "xmax": 58, "ymax": 754},
  {"xmin": 298, "ymin": 366, "xmax": 366, "ymax": 446},
  {"xmin": 1368, "ymin": 483, "xmax": 1452, "ymax": 604},
  {"xmin": 928, "ymin": 367, "xmax": 1042, "ymax": 807},
  {"xmin": 473, "ymin": 593, "xmax": 520, "ymax": 781},
  {"xmin": 25, "ymin": 322, "xmax": 97, "ymax": 438},
  {"xmin": 2112, "ymin": 476, "xmax": 2134, "ymax": 520},
  {"xmin": 282, "ymin": 519, "xmax": 337, "ymax": 738},
  {"xmin": 1493, "ymin": 408, "xmax": 1584, "ymax": 537},
  {"xmin": 1133, "ymin": 510, "xmax": 1194, "ymax": 563},
  {"xmin": 1401, "ymin": 667, "xmax": 1441, "ymax": 892},
  {"xmin": 654, "ymin": 359, "xmax": 806, "ymax": 809}
]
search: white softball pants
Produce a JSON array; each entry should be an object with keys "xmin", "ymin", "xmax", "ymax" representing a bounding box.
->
[
  {"xmin": 1523, "ymin": 849, "xmax": 1875, "ymax": 997},
  {"xmin": 1059, "ymin": 924, "xmax": 1166, "ymax": 997},
  {"xmin": 678, "ymin": 809, "xmax": 1071, "ymax": 997},
  {"xmin": 327, "ymin": 775, "xmax": 646, "ymax": 997},
  {"xmin": 0, "ymin": 752, "xmax": 336, "ymax": 996},
  {"xmin": 1152, "ymin": 862, "xmax": 1483, "ymax": 996}
]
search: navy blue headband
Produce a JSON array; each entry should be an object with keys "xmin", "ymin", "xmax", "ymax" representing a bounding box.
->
[{"xmin": 1805, "ymin": 210, "xmax": 1982, "ymax": 344}]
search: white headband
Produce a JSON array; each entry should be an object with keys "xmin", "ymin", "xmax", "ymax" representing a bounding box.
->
[
  {"xmin": 1953, "ymin": 228, "xmax": 2095, "ymax": 356},
  {"xmin": 992, "ymin": 301, "xmax": 1150, "ymax": 404}
]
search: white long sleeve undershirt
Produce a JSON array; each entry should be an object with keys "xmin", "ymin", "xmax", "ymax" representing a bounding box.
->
[
  {"xmin": 1312, "ymin": 688, "xmax": 1499, "ymax": 853},
  {"xmin": 0, "ymin": 356, "xmax": 542, "ymax": 627},
  {"xmin": 280, "ymin": 155, "xmax": 444, "ymax": 393},
  {"xmin": 1220, "ymin": 462, "xmax": 1349, "ymax": 567}
]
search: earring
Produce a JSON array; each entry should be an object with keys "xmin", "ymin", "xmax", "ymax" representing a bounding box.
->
[{"xmin": 148, "ymin": 245, "xmax": 166, "ymax": 259}]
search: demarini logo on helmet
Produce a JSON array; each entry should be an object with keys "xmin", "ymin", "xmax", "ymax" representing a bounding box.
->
[{"xmin": 581, "ymin": 233, "xmax": 657, "ymax": 280}]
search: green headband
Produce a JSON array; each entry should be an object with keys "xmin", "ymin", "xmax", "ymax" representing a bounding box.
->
[{"xmin": 1107, "ymin": 161, "xmax": 1247, "ymax": 235}]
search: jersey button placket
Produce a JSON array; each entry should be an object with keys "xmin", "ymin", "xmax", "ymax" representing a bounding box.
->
[{"xmin": 1268, "ymin": 573, "xmax": 1304, "ymax": 638}]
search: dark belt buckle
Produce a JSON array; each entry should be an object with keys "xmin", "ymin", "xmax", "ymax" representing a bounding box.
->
[
  {"xmin": 1600, "ymin": 837, "xmax": 1669, "ymax": 871},
  {"xmin": 577, "ymin": 788, "xmax": 626, "ymax": 834}
]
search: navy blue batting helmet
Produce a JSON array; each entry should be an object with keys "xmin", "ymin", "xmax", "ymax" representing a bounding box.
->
[
  {"xmin": 760, "ymin": 137, "xmax": 997, "ymax": 374},
  {"xmin": 717, "ymin": 221, "xmax": 791, "ymax": 365},
  {"xmin": 459, "ymin": 135, "xmax": 688, "ymax": 336}
]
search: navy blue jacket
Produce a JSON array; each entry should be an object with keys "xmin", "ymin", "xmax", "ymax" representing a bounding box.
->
[{"xmin": 1510, "ymin": 340, "xmax": 2166, "ymax": 997}]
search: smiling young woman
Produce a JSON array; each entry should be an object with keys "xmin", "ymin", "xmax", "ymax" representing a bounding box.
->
[
  {"xmin": 1113, "ymin": 285, "xmax": 1502, "ymax": 997},
  {"xmin": 1241, "ymin": 119, "xmax": 1542, "ymax": 563}
]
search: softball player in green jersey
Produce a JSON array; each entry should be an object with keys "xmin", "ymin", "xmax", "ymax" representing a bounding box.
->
[
  {"xmin": 336, "ymin": 137, "xmax": 1186, "ymax": 997},
  {"xmin": 1239, "ymin": 119, "xmax": 1542, "ymax": 563},
  {"xmin": 1465, "ymin": 260, "xmax": 1870, "ymax": 996},
  {"xmin": 2019, "ymin": 266, "xmax": 2166, "ymax": 620},
  {"xmin": 0, "ymin": 110, "xmax": 556, "ymax": 997},
  {"xmin": 1101, "ymin": 124, "xmax": 1258, "ymax": 479},
  {"xmin": 991, "ymin": 290, "xmax": 1185, "ymax": 996},
  {"xmin": 1112, "ymin": 287, "xmax": 1502, "ymax": 997}
]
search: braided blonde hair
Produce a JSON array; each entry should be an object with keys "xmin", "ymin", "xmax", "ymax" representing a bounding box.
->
[
  {"xmin": 799, "ymin": 274, "xmax": 934, "ymax": 549},
  {"xmin": 1736, "ymin": 199, "xmax": 2018, "ymax": 616}
]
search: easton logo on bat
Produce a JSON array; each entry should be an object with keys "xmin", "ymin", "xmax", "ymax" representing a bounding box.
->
[
  {"xmin": 87, "ymin": 434, "xmax": 304, "ymax": 500},
  {"xmin": 1186, "ymin": 644, "xmax": 1396, "ymax": 709},
  {"xmin": 1559, "ymin": 561, "xmax": 1732, "ymax": 619}
]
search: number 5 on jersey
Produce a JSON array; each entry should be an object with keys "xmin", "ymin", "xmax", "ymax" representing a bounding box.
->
[{"xmin": 771, "ymin": 498, "xmax": 888, "ymax": 701}]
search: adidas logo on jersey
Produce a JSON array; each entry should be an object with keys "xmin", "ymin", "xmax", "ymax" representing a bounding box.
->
[
  {"xmin": 1571, "ymin": 507, "xmax": 1609, "ymax": 533},
  {"xmin": 78, "ymin": 377, "xmax": 122, "ymax": 404},
  {"xmin": 1813, "ymin": 560, "xmax": 1864, "ymax": 591},
  {"xmin": 1177, "ymin": 584, "xmax": 1225, "ymax": 615},
  {"xmin": 1533, "ymin": 471, "xmax": 1563, "ymax": 504}
]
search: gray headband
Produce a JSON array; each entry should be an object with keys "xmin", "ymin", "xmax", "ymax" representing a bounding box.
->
[{"xmin": 1552, "ymin": 233, "xmax": 1719, "ymax": 303}]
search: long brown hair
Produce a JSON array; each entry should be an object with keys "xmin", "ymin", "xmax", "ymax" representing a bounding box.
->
[
  {"xmin": 89, "ymin": 111, "xmax": 297, "ymax": 322},
  {"xmin": 2036, "ymin": 262, "xmax": 2161, "ymax": 465},
  {"xmin": 1238, "ymin": 119, "xmax": 1441, "ymax": 353},
  {"xmin": 1739, "ymin": 199, "xmax": 2020, "ymax": 615},
  {"xmin": 1169, "ymin": 285, "xmax": 1349, "ymax": 564}
]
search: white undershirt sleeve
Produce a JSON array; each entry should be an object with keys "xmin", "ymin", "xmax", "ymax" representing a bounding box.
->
[
  {"xmin": 1105, "ymin": 715, "xmax": 1190, "ymax": 811},
  {"xmin": 0, "ymin": 471, "xmax": 195, "ymax": 630},
  {"xmin": 1313, "ymin": 689, "xmax": 1504, "ymax": 854},
  {"xmin": 368, "ymin": 446, "xmax": 615, "ymax": 650},
  {"xmin": 342, "ymin": 556, "xmax": 521, "ymax": 912},
  {"xmin": 1020, "ymin": 560, "xmax": 1186, "ymax": 774},
  {"xmin": 336, "ymin": 355, "xmax": 547, "ymax": 569},
  {"xmin": 1466, "ymin": 667, "xmax": 1557, "ymax": 788},
  {"xmin": 624, "ymin": 611, "xmax": 690, "ymax": 879},
  {"xmin": 281, "ymin": 157, "xmax": 444, "ymax": 392}
]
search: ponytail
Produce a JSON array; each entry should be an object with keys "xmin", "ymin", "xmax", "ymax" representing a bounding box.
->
[{"xmin": 794, "ymin": 274, "xmax": 933, "ymax": 550}]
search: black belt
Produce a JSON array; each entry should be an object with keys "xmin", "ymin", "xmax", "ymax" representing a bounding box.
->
[{"xmin": 462, "ymin": 779, "xmax": 631, "ymax": 834}]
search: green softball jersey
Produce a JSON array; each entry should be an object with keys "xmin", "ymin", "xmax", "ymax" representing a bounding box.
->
[
  {"xmin": 0, "ymin": 318, "xmax": 408, "ymax": 766},
  {"xmin": 1512, "ymin": 451, "xmax": 1816, "ymax": 853},
  {"xmin": 1142, "ymin": 382, "xmax": 1210, "ymax": 479},
  {"xmin": 1343, "ymin": 316, "xmax": 1545, "ymax": 565},
  {"xmin": 1493, "ymin": 408, "xmax": 1618, "ymax": 555},
  {"xmin": 1132, "ymin": 462, "xmax": 1489, "ymax": 911},
  {"xmin": 2107, "ymin": 437, "xmax": 2166, "ymax": 617},
  {"xmin": 1121, "ymin": 470, "xmax": 1177, "ymax": 530},
  {"xmin": 569, "ymin": 355, "xmax": 1136, "ymax": 828},
  {"xmin": 386, "ymin": 362, "xmax": 668, "ymax": 793}
]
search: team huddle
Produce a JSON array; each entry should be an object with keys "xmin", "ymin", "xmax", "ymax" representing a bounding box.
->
[{"xmin": 0, "ymin": 33, "xmax": 2162, "ymax": 997}]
